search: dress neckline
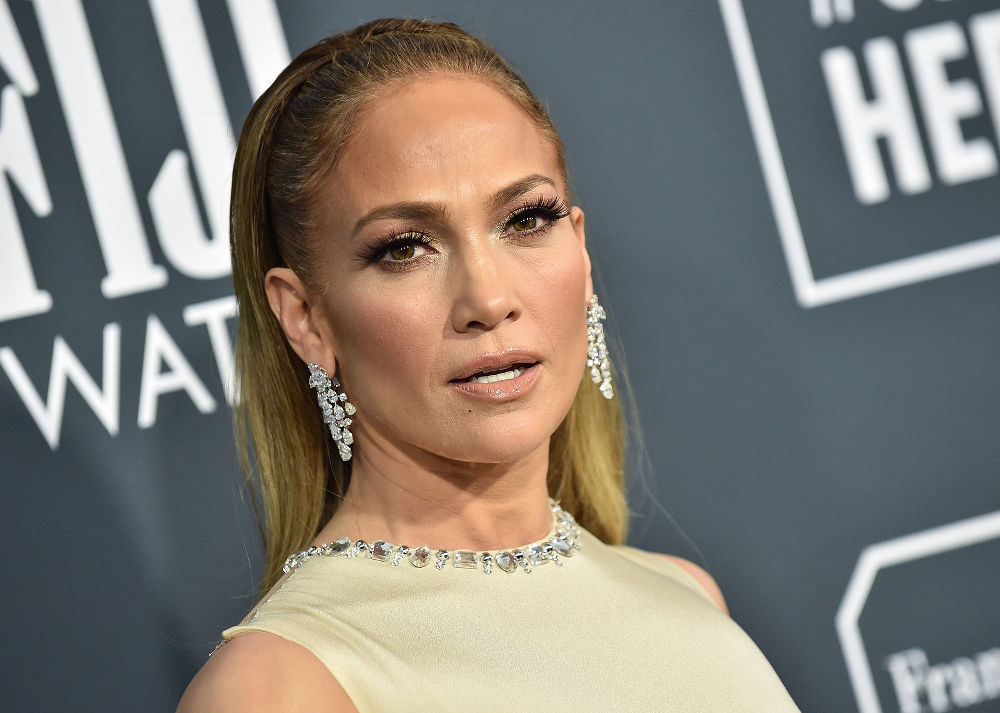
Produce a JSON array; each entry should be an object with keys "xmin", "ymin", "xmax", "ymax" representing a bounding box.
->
[{"xmin": 282, "ymin": 498, "xmax": 582, "ymax": 575}]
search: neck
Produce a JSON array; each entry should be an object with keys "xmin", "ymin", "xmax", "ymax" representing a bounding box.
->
[{"xmin": 314, "ymin": 440, "xmax": 554, "ymax": 553}]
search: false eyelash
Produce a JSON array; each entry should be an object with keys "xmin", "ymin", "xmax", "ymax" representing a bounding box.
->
[
  {"xmin": 361, "ymin": 231, "xmax": 432, "ymax": 264},
  {"xmin": 361, "ymin": 195, "xmax": 570, "ymax": 265},
  {"xmin": 501, "ymin": 195, "xmax": 571, "ymax": 231}
]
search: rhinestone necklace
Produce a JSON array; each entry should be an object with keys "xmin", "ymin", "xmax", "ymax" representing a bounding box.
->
[{"xmin": 282, "ymin": 499, "xmax": 581, "ymax": 575}]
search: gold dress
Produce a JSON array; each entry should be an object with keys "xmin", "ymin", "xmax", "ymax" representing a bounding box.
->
[{"xmin": 223, "ymin": 518, "xmax": 801, "ymax": 712}]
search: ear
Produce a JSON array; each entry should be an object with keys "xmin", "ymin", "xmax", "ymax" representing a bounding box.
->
[
  {"xmin": 264, "ymin": 267, "xmax": 336, "ymax": 369},
  {"xmin": 570, "ymin": 206, "xmax": 594, "ymax": 301}
]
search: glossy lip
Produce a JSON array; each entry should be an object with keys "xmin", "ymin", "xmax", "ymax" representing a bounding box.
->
[
  {"xmin": 449, "ymin": 347, "xmax": 542, "ymax": 402},
  {"xmin": 449, "ymin": 347, "xmax": 543, "ymax": 382},
  {"xmin": 450, "ymin": 362, "xmax": 541, "ymax": 401}
]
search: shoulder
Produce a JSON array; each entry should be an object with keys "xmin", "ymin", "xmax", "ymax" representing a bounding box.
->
[
  {"xmin": 658, "ymin": 554, "xmax": 729, "ymax": 615},
  {"xmin": 612, "ymin": 543, "xmax": 729, "ymax": 615},
  {"xmin": 176, "ymin": 632, "xmax": 358, "ymax": 713}
]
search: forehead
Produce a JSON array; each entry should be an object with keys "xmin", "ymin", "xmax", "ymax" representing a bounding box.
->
[{"xmin": 325, "ymin": 76, "xmax": 562, "ymax": 222}]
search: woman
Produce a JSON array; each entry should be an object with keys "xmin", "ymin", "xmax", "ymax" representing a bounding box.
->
[{"xmin": 179, "ymin": 18, "xmax": 800, "ymax": 712}]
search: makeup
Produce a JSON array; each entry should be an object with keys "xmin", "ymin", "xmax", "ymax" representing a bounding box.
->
[{"xmin": 450, "ymin": 362, "xmax": 541, "ymax": 401}]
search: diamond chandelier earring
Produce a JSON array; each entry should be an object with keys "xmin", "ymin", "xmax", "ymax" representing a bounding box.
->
[
  {"xmin": 307, "ymin": 363, "xmax": 356, "ymax": 462},
  {"xmin": 586, "ymin": 295, "xmax": 614, "ymax": 400}
]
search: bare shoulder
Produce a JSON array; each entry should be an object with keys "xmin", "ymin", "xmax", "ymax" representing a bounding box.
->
[
  {"xmin": 176, "ymin": 632, "xmax": 358, "ymax": 713},
  {"xmin": 659, "ymin": 555, "xmax": 729, "ymax": 615}
]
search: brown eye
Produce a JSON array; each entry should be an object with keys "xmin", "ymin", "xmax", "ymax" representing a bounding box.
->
[
  {"xmin": 511, "ymin": 215, "xmax": 538, "ymax": 232},
  {"xmin": 388, "ymin": 244, "xmax": 416, "ymax": 261}
]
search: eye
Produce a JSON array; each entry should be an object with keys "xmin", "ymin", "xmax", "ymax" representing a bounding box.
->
[
  {"xmin": 386, "ymin": 242, "xmax": 427, "ymax": 261},
  {"xmin": 511, "ymin": 215, "xmax": 539, "ymax": 232},
  {"xmin": 363, "ymin": 233, "xmax": 434, "ymax": 269},
  {"xmin": 502, "ymin": 197, "xmax": 570, "ymax": 238}
]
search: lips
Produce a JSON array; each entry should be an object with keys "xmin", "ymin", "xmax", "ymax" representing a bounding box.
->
[
  {"xmin": 466, "ymin": 365, "xmax": 529, "ymax": 384},
  {"xmin": 449, "ymin": 348, "xmax": 542, "ymax": 383},
  {"xmin": 449, "ymin": 362, "xmax": 541, "ymax": 401}
]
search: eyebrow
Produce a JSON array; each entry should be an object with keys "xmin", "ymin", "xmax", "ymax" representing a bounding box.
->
[
  {"xmin": 350, "ymin": 173, "xmax": 558, "ymax": 237},
  {"xmin": 351, "ymin": 202, "xmax": 445, "ymax": 237},
  {"xmin": 487, "ymin": 174, "xmax": 557, "ymax": 213}
]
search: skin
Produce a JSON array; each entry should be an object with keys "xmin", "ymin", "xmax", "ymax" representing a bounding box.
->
[
  {"xmin": 271, "ymin": 76, "xmax": 591, "ymax": 553},
  {"xmin": 178, "ymin": 75, "xmax": 724, "ymax": 713}
]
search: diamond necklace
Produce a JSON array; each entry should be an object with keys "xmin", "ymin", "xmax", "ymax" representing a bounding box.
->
[{"xmin": 282, "ymin": 498, "xmax": 581, "ymax": 575}]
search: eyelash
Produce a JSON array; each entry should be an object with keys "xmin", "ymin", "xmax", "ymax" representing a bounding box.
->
[
  {"xmin": 499, "ymin": 196, "xmax": 571, "ymax": 237},
  {"xmin": 362, "ymin": 233, "xmax": 430, "ymax": 268},
  {"xmin": 363, "ymin": 196, "xmax": 571, "ymax": 269}
]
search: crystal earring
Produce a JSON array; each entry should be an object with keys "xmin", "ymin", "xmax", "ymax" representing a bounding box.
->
[
  {"xmin": 307, "ymin": 363, "xmax": 356, "ymax": 462},
  {"xmin": 586, "ymin": 295, "xmax": 614, "ymax": 400}
]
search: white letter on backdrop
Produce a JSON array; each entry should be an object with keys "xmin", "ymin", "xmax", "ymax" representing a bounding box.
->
[
  {"xmin": 885, "ymin": 649, "xmax": 928, "ymax": 713},
  {"xmin": 0, "ymin": 85, "xmax": 53, "ymax": 322},
  {"xmin": 138, "ymin": 314, "xmax": 217, "ymax": 429},
  {"xmin": 31, "ymin": 0, "xmax": 168, "ymax": 298},
  {"xmin": 970, "ymin": 10, "xmax": 1000, "ymax": 151},
  {"xmin": 225, "ymin": 0, "xmax": 290, "ymax": 98},
  {"xmin": 0, "ymin": 2, "xmax": 53, "ymax": 323},
  {"xmin": 0, "ymin": 0, "xmax": 38, "ymax": 94},
  {"xmin": 879, "ymin": 0, "xmax": 923, "ymax": 11},
  {"xmin": 182, "ymin": 295, "xmax": 237, "ymax": 403},
  {"xmin": 0, "ymin": 323, "xmax": 121, "ymax": 450},
  {"xmin": 821, "ymin": 39, "xmax": 932, "ymax": 203},
  {"xmin": 147, "ymin": 0, "xmax": 234, "ymax": 279},
  {"xmin": 906, "ymin": 21, "xmax": 998, "ymax": 185}
]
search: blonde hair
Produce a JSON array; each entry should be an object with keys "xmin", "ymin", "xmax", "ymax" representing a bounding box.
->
[{"xmin": 231, "ymin": 18, "xmax": 626, "ymax": 592}]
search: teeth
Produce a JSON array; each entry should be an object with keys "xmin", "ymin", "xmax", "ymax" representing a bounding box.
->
[{"xmin": 470, "ymin": 368, "xmax": 523, "ymax": 384}]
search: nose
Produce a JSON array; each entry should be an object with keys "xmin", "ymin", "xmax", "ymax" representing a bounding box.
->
[{"xmin": 449, "ymin": 242, "xmax": 520, "ymax": 333}]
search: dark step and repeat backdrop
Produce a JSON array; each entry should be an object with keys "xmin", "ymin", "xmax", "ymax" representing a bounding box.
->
[{"xmin": 1, "ymin": 2, "xmax": 998, "ymax": 711}]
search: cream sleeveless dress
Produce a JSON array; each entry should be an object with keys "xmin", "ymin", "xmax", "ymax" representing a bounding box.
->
[{"xmin": 222, "ymin": 525, "xmax": 801, "ymax": 712}]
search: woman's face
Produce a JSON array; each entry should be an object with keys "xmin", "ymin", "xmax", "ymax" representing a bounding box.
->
[{"xmin": 300, "ymin": 76, "xmax": 591, "ymax": 466}]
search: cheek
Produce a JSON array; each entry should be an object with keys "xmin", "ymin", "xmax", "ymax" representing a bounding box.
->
[
  {"xmin": 326, "ymin": 285, "xmax": 440, "ymax": 396},
  {"xmin": 523, "ymin": 245, "xmax": 590, "ymax": 366},
  {"xmin": 322, "ymin": 235, "xmax": 589, "ymax": 425}
]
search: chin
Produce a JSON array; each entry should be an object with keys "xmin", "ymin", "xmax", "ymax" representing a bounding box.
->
[{"xmin": 433, "ymin": 417, "xmax": 555, "ymax": 466}]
